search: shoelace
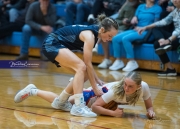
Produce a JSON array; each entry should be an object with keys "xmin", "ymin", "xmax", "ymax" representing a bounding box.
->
[
  {"xmin": 64, "ymin": 101, "xmax": 72, "ymax": 108},
  {"xmin": 79, "ymin": 103, "xmax": 91, "ymax": 112},
  {"xmin": 83, "ymin": 105, "xmax": 92, "ymax": 112}
]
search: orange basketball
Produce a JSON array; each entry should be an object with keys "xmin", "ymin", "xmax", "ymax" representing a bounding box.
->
[{"xmin": 103, "ymin": 101, "xmax": 118, "ymax": 111}]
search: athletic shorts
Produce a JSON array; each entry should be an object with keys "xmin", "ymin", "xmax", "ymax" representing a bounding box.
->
[
  {"xmin": 42, "ymin": 34, "xmax": 66, "ymax": 67},
  {"xmin": 83, "ymin": 87, "xmax": 108, "ymax": 106}
]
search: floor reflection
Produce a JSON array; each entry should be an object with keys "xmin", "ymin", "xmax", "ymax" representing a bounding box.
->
[{"xmin": 14, "ymin": 110, "xmax": 97, "ymax": 129}]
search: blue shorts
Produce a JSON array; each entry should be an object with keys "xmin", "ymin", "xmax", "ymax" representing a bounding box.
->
[
  {"xmin": 83, "ymin": 87, "xmax": 108, "ymax": 105},
  {"xmin": 42, "ymin": 34, "xmax": 66, "ymax": 67}
]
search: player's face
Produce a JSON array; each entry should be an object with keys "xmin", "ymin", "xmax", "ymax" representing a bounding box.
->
[
  {"xmin": 99, "ymin": 27, "xmax": 118, "ymax": 42},
  {"xmin": 123, "ymin": 78, "xmax": 141, "ymax": 95}
]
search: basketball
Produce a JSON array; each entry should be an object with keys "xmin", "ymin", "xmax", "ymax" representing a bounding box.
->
[{"xmin": 103, "ymin": 101, "xmax": 118, "ymax": 111}]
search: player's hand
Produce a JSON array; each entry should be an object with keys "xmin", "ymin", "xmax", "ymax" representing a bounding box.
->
[
  {"xmin": 94, "ymin": 87, "xmax": 104, "ymax": 97},
  {"xmin": 96, "ymin": 79, "xmax": 105, "ymax": 86},
  {"xmin": 113, "ymin": 108, "xmax": 124, "ymax": 117},
  {"xmin": 146, "ymin": 110, "xmax": 155, "ymax": 119}
]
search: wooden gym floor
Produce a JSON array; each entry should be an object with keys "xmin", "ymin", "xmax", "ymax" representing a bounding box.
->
[{"xmin": 0, "ymin": 54, "xmax": 180, "ymax": 129}]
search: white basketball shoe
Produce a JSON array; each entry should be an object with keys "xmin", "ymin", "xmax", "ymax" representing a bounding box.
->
[
  {"xmin": 14, "ymin": 84, "xmax": 37, "ymax": 103},
  {"xmin": 70, "ymin": 103, "xmax": 97, "ymax": 117}
]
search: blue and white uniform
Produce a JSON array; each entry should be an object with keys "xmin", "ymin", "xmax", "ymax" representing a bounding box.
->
[{"xmin": 42, "ymin": 25, "xmax": 99, "ymax": 66}]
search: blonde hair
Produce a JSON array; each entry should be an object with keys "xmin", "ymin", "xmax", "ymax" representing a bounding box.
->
[
  {"xmin": 96, "ymin": 13, "xmax": 119, "ymax": 32},
  {"xmin": 113, "ymin": 72, "xmax": 142, "ymax": 106}
]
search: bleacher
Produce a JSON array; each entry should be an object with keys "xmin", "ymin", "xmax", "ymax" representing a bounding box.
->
[
  {"xmin": 0, "ymin": 4, "xmax": 66, "ymax": 56},
  {"xmin": 0, "ymin": 3, "xmax": 179, "ymax": 73}
]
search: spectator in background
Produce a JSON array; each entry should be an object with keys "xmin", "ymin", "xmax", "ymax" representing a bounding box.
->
[
  {"xmin": 65, "ymin": 0, "xmax": 94, "ymax": 25},
  {"xmin": 8, "ymin": 0, "xmax": 27, "ymax": 22},
  {"xmin": 97, "ymin": 0, "xmax": 140, "ymax": 69},
  {"xmin": 0, "ymin": 0, "xmax": 35, "ymax": 39},
  {"xmin": 109, "ymin": 0, "xmax": 162, "ymax": 71},
  {"xmin": 115, "ymin": 0, "xmax": 139, "ymax": 32},
  {"xmin": 87, "ymin": 0, "xmax": 126, "ymax": 24},
  {"xmin": 158, "ymin": 0, "xmax": 175, "ymax": 32},
  {"xmin": 138, "ymin": 0, "xmax": 180, "ymax": 76},
  {"xmin": 0, "ymin": 0, "xmax": 18, "ymax": 19},
  {"xmin": 16, "ymin": 0, "xmax": 56, "ymax": 60},
  {"xmin": 0, "ymin": 0, "xmax": 18, "ymax": 11},
  {"xmin": 0, "ymin": 2, "xmax": 9, "ymax": 28}
]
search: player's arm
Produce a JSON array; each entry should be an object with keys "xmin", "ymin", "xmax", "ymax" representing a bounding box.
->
[
  {"xmin": 144, "ymin": 97, "xmax": 155, "ymax": 119},
  {"xmin": 79, "ymin": 30, "xmax": 103, "ymax": 96},
  {"xmin": 91, "ymin": 97, "xmax": 123, "ymax": 117}
]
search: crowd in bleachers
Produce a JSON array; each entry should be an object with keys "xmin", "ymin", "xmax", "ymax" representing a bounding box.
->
[{"xmin": 0, "ymin": 0, "xmax": 179, "ymax": 76}]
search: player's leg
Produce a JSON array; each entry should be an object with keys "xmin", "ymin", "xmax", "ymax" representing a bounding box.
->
[
  {"xmin": 52, "ymin": 48, "xmax": 97, "ymax": 117},
  {"xmin": 14, "ymin": 84, "xmax": 58, "ymax": 103}
]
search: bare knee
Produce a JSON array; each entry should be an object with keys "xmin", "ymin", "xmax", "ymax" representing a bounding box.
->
[{"xmin": 75, "ymin": 62, "xmax": 87, "ymax": 74}]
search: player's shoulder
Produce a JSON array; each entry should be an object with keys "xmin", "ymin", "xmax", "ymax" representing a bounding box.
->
[
  {"xmin": 141, "ymin": 81, "xmax": 149, "ymax": 90},
  {"xmin": 141, "ymin": 81, "xmax": 148, "ymax": 86}
]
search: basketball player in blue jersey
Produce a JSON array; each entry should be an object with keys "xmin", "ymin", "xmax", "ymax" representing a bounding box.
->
[{"xmin": 41, "ymin": 14, "xmax": 118, "ymax": 117}]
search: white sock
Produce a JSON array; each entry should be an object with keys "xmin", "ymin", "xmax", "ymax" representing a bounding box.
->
[
  {"xmin": 58, "ymin": 90, "xmax": 72, "ymax": 103},
  {"xmin": 74, "ymin": 93, "xmax": 84, "ymax": 106},
  {"xmin": 31, "ymin": 89, "xmax": 39, "ymax": 96}
]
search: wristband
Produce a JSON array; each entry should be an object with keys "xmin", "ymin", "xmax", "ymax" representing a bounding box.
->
[{"xmin": 168, "ymin": 38, "xmax": 172, "ymax": 44}]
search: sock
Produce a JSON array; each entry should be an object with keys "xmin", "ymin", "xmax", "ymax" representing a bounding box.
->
[
  {"xmin": 58, "ymin": 90, "xmax": 72, "ymax": 103},
  {"xmin": 31, "ymin": 89, "xmax": 39, "ymax": 96},
  {"xmin": 74, "ymin": 93, "xmax": 84, "ymax": 106}
]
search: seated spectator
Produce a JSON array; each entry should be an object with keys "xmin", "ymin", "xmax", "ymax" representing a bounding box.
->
[
  {"xmin": 109, "ymin": 0, "xmax": 162, "ymax": 71},
  {"xmin": 137, "ymin": 0, "xmax": 180, "ymax": 76},
  {"xmin": 87, "ymin": 0, "xmax": 126, "ymax": 24},
  {"xmin": 0, "ymin": 0, "xmax": 16, "ymax": 26},
  {"xmin": 0, "ymin": 0, "xmax": 18, "ymax": 12},
  {"xmin": 0, "ymin": 0, "xmax": 35, "ymax": 39},
  {"xmin": 65, "ymin": 0, "xmax": 94, "ymax": 25},
  {"xmin": 158, "ymin": 0, "xmax": 175, "ymax": 32},
  {"xmin": 0, "ymin": 4, "xmax": 9, "ymax": 29},
  {"xmin": 8, "ymin": 0, "xmax": 27, "ymax": 22},
  {"xmin": 16, "ymin": 0, "xmax": 56, "ymax": 60},
  {"xmin": 97, "ymin": 0, "xmax": 140, "ymax": 69}
]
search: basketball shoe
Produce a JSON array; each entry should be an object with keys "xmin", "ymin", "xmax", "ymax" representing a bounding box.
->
[
  {"xmin": 51, "ymin": 97, "xmax": 72, "ymax": 111},
  {"xmin": 70, "ymin": 103, "xmax": 97, "ymax": 117},
  {"xmin": 14, "ymin": 84, "xmax": 37, "ymax": 103}
]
